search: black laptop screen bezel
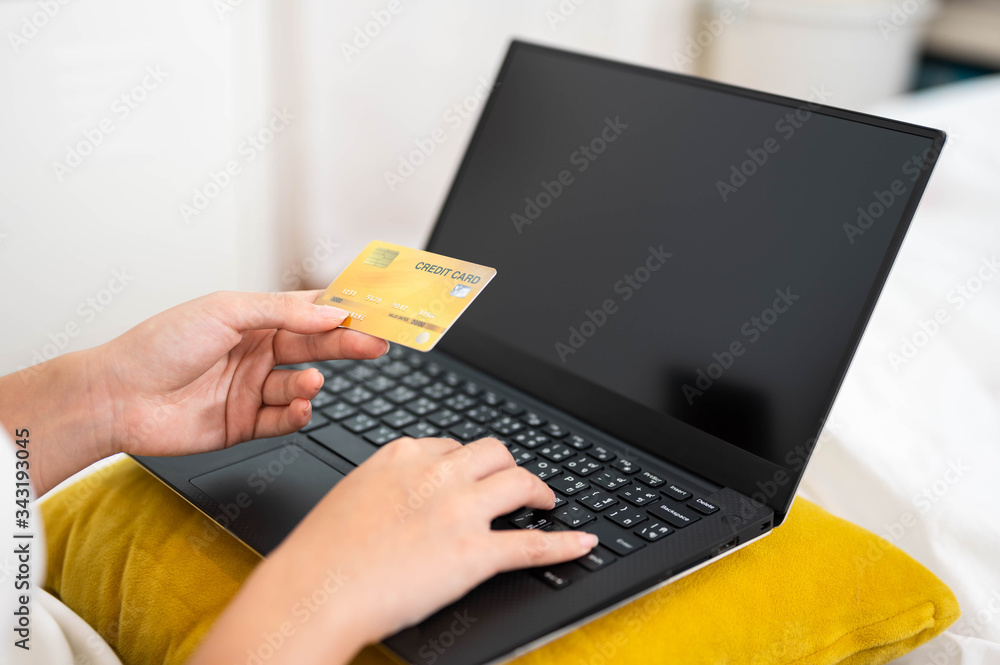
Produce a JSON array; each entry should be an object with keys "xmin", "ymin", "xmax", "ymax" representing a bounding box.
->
[{"xmin": 426, "ymin": 40, "xmax": 945, "ymax": 524}]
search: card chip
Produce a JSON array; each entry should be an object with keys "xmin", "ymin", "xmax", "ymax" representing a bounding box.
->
[
  {"xmin": 449, "ymin": 284, "xmax": 472, "ymax": 298},
  {"xmin": 364, "ymin": 247, "xmax": 399, "ymax": 268}
]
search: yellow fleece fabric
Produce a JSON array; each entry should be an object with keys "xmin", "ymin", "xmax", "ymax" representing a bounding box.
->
[{"xmin": 41, "ymin": 458, "xmax": 959, "ymax": 665}]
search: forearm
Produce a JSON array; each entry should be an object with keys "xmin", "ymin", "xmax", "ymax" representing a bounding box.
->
[
  {"xmin": 188, "ymin": 554, "xmax": 370, "ymax": 665},
  {"xmin": 0, "ymin": 348, "xmax": 116, "ymax": 495}
]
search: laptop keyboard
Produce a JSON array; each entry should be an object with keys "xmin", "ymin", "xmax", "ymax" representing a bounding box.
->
[{"xmin": 297, "ymin": 345, "xmax": 720, "ymax": 590}]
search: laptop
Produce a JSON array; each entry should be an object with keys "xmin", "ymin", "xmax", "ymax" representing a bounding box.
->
[{"xmin": 136, "ymin": 41, "xmax": 945, "ymax": 665}]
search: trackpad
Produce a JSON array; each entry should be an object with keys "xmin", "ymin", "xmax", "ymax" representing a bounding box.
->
[{"xmin": 190, "ymin": 444, "xmax": 344, "ymax": 555}]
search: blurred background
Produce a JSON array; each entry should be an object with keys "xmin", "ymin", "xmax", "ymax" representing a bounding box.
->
[
  {"xmin": 2, "ymin": 0, "xmax": 997, "ymax": 372},
  {"xmin": 2, "ymin": 2, "xmax": 999, "ymax": 662}
]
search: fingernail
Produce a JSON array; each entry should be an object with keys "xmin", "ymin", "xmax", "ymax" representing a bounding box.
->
[
  {"xmin": 578, "ymin": 533, "xmax": 598, "ymax": 550},
  {"xmin": 316, "ymin": 305, "xmax": 349, "ymax": 320}
]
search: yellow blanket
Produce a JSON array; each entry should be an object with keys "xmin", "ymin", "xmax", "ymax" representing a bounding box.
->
[{"xmin": 41, "ymin": 458, "xmax": 958, "ymax": 665}]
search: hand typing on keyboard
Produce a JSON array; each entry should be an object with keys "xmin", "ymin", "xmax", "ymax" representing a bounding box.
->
[{"xmin": 191, "ymin": 436, "xmax": 598, "ymax": 665}]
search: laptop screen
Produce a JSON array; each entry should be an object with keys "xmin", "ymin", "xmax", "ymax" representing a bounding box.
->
[{"xmin": 428, "ymin": 42, "xmax": 943, "ymax": 518}]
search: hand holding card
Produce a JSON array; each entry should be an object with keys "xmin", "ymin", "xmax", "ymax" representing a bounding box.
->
[{"xmin": 314, "ymin": 241, "xmax": 496, "ymax": 351}]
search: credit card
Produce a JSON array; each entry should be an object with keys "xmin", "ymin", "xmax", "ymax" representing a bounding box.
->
[{"xmin": 314, "ymin": 240, "xmax": 497, "ymax": 351}]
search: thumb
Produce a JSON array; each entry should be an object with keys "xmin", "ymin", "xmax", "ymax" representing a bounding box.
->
[{"xmin": 206, "ymin": 291, "xmax": 349, "ymax": 335}]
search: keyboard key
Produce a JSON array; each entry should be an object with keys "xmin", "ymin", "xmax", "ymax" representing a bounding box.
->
[
  {"xmin": 636, "ymin": 522, "xmax": 673, "ymax": 542},
  {"xmin": 361, "ymin": 397, "xmax": 395, "ymax": 417},
  {"xmin": 466, "ymin": 405, "xmax": 499, "ymax": 423},
  {"xmin": 552, "ymin": 494, "xmax": 567, "ymax": 508},
  {"xmin": 585, "ymin": 520, "xmax": 645, "ymax": 557},
  {"xmin": 423, "ymin": 362, "xmax": 443, "ymax": 377},
  {"xmin": 488, "ymin": 415, "xmax": 524, "ymax": 436},
  {"xmin": 310, "ymin": 391, "xmax": 337, "ymax": 410},
  {"xmin": 648, "ymin": 502, "xmax": 701, "ymax": 528},
  {"xmin": 481, "ymin": 391, "xmax": 502, "ymax": 406},
  {"xmin": 576, "ymin": 546, "xmax": 617, "ymax": 572},
  {"xmin": 510, "ymin": 508, "xmax": 552, "ymax": 530},
  {"xmin": 542, "ymin": 422, "xmax": 568, "ymax": 438},
  {"xmin": 461, "ymin": 381, "xmax": 481, "ymax": 396},
  {"xmin": 403, "ymin": 422, "xmax": 440, "ymax": 438},
  {"xmin": 364, "ymin": 375, "xmax": 396, "ymax": 393},
  {"xmin": 522, "ymin": 412, "xmax": 546, "ymax": 427},
  {"xmin": 507, "ymin": 445, "xmax": 535, "ymax": 465},
  {"xmin": 449, "ymin": 422, "xmax": 486, "ymax": 442},
  {"xmin": 533, "ymin": 566, "xmax": 574, "ymax": 590},
  {"xmin": 590, "ymin": 446, "xmax": 616, "ymax": 462},
  {"xmin": 443, "ymin": 372, "xmax": 462, "ymax": 387},
  {"xmin": 381, "ymin": 361, "xmax": 412, "ymax": 378},
  {"xmin": 618, "ymin": 484, "xmax": 659, "ymax": 507},
  {"xmin": 325, "ymin": 375, "xmax": 354, "ymax": 393},
  {"xmin": 444, "ymin": 394, "xmax": 477, "ymax": 411},
  {"xmin": 564, "ymin": 456, "xmax": 602, "ymax": 476},
  {"xmin": 309, "ymin": 428, "xmax": 379, "ymax": 466},
  {"xmin": 321, "ymin": 402, "xmax": 356, "ymax": 421},
  {"xmin": 592, "ymin": 471, "xmax": 629, "ymax": 491},
  {"xmin": 405, "ymin": 397, "xmax": 438, "ymax": 416},
  {"xmin": 364, "ymin": 425, "xmax": 401, "ymax": 446},
  {"xmin": 637, "ymin": 471, "xmax": 665, "ymax": 488},
  {"xmin": 565, "ymin": 435, "xmax": 591, "ymax": 451},
  {"xmin": 511, "ymin": 430, "xmax": 550, "ymax": 449},
  {"xmin": 300, "ymin": 411, "xmax": 329, "ymax": 433},
  {"xmin": 341, "ymin": 413, "xmax": 379, "ymax": 434},
  {"xmin": 690, "ymin": 497, "xmax": 720, "ymax": 515},
  {"xmin": 576, "ymin": 489, "xmax": 618, "ymax": 512},
  {"xmin": 552, "ymin": 504, "xmax": 596, "ymax": 528},
  {"xmin": 384, "ymin": 386, "xmax": 418, "ymax": 404},
  {"xmin": 346, "ymin": 365, "xmax": 377, "ymax": 382},
  {"xmin": 427, "ymin": 409, "xmax": 462, "ymax": 429},
  {"xmin": 536, "ymin": 442, "xmax": 572, "ymax": 462},
  {"xmin": 341, "ymin": 386, "xmax": 374, "ymax": 405},
  {"xmin": 422, "ymin": 382, "xmax": 453, "ymax": 400},
  {"xmin": 612, "ymin": 458, "xmax": 640, "ymax": 474},
  {"xmin": 547, "ymin": 474, "xmax": 590, "ymax": 496},
  {"xmin": 606, "ymin": 506, "xmax": 647, "ymax": 528},
  {"xmin": 524, "ymin": 459, "xmax": 561, "ymax": 480},
  {"xmin": 663, "ymin": 484, "xmax": 692, "ymax": 501},
  {"xmin": 381, "ymin": 409, "xmax": 416, "ymax": 429},
  {"xmin": 401, "ymin": 372, "xmax": 431, "ymax": 388},
  {"xmin": 501, "ymin": 400, "xmax": 524, "ymax": 415}
]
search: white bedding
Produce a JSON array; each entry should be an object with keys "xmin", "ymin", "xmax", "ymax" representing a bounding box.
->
[{"xmin": 796, "ymin": 75, "xmax": 1000, "ymax": 664}]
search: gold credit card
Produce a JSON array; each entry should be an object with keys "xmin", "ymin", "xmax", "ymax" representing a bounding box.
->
[{"xmin": 314, "ymin": 241, "xmax": 497, "ymax": 351}]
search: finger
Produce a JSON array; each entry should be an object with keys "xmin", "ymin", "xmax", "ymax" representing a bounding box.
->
[
  {"xmin": 273, "ymin": 327, "xmax": 390, "ymax": 365},
  {"xmin": 448, "ymin": 438, "xmax": 516, "ymax": 481},
  {"xmin": 261, "ymin": 368, "xmax": 324, "ymax": 406},
  {"xmin": 488, "ymin": 529, "xmax": 598, "ymax": 574},
  {"xmin": 470, "ymin": 466, "xmax": 555, "ymax": 517},
  {"xmin": 204, "ymin": 291, "xmax": 351, "ymax": 336},
  {"xmin": 252, "ymin": 398, "xmax": 312, "ymax": 439}
]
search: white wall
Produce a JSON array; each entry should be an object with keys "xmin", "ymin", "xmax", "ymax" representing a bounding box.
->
[{"xmin": 0, "ymin": 1, "xmax": 699, "ymax": 375}]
